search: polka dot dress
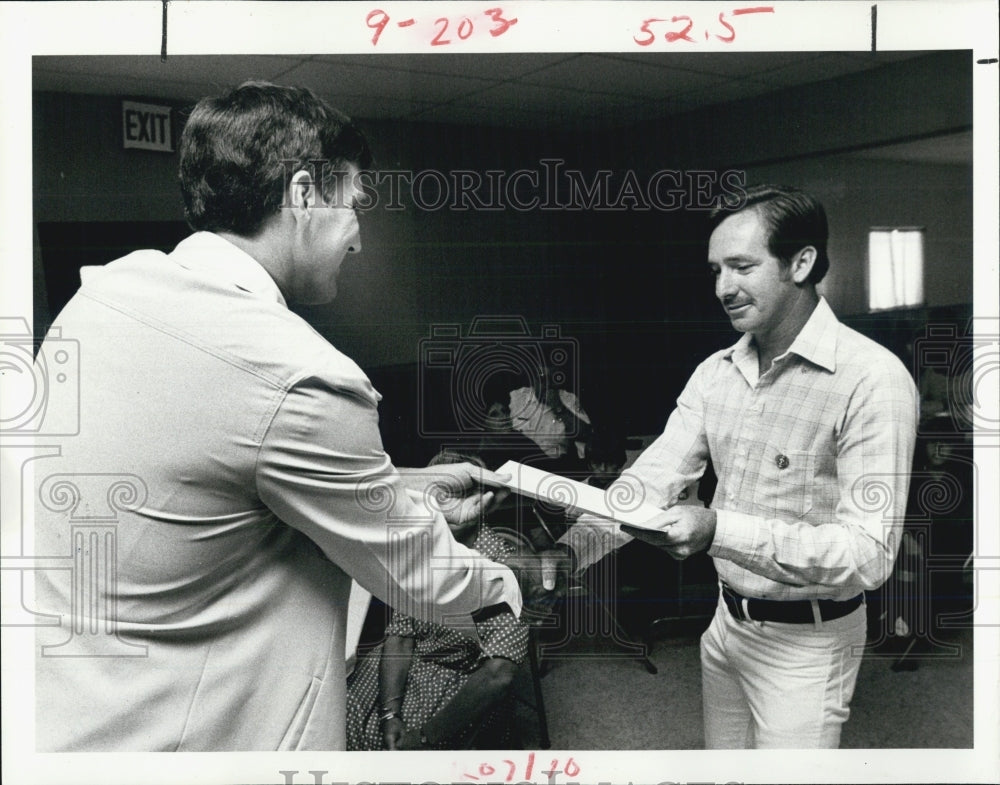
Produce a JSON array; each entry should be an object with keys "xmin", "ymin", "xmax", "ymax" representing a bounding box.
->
[{"xmin": 346, "ymin": 527, "xmax": 529, "ymax": 750}]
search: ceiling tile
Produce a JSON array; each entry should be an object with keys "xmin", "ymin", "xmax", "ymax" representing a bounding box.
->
[
  {"xmin": 668, "ymin": 76, "xmax": 781, "ymax": 111},
  {"xmin": 611, "ymin": 52, "xmax": 825, "ymax": 78},
  {"xmin": 751, "ymin": 53, "xmax": 885, "ymax": 89},
  {"xmin": 34, "ymin": 69, "xmax": 210, "ymax": 103},
  {"xmin": 451, "ymin": 81, "xmax": 614, "ymax": 114},
  {"xmin": 842, "ymin": 51, "xmax": 932, "ymax": 64},
  {"xmin": 313, "ymin": 53, "xmax": 575, "ymax": 81},
  {"xmin": 34, "ymin": 55, "xmax": 306, "ymax": 92},
  {"xmin": 848, "ymin": 131, "xmax": 972, "ymax": 166},
  {"xmin": 409, "ymin": 103, "xmax": 558, "ymax": 130},
  {"xmin": 518, "ymin": 54, "xmax": 721, "ymax": 98},
  {"xmin": 29, "ymin": 52, "xmax": 948, "ymax": 140},
  {"xmin": 277, "ymin": 58, "xmax": 495, "ymax": 103}
]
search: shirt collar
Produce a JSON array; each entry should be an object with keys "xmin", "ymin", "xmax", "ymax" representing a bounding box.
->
[
  {"xmin": 725, "ymin": 332, "xmax": 758, "ymax": 385},
  {"xmin": 785, "ymin": 296, "xmax": 838, "ymax": 373},
  {"xmin": 723, "ymin": 296, "xmax": 839, "ymax": 380},
  {"xmin": 171, "ymin": 231, "xmax": 287, "ymax": 307}
]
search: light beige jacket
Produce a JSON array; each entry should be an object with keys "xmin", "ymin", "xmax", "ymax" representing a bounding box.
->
[{"xmin": 34, "ymin": 232, "xmax": 519, "ymax": 751}]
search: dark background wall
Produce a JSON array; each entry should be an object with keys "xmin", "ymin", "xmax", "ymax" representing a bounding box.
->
[{"xmin": 32, "ymin": 51, "xmax": 973, "ymax": 464}]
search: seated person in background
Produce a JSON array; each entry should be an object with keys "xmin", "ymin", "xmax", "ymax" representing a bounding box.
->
[
  {"xmin": 508, "ymin": 363, "xmax": 591, "ymax": 471},
  {"xmin": 876, "ymin": 414, "xmax": 974, "ymax": 664},
  {"xmin": 473, "ymin": 398, "xmax": 550, "ymax": 471},
  {"xmin": 581, "ymin": 425, "xmax": 628, "ymax": 490},
  {"xmin": 346, "ymin": 452, "xmax": 531, "ymax": 750},
  {"xmin": 918, "ymin": 366, "xmax": 950, "ymax": 422},
  {"xmin": 522, "ymin": 426, "xmax": 629, "ymax": 552}
]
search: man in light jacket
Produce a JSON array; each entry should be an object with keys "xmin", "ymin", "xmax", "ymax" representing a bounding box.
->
[{"xmin": 34, "ymin": 82, "xmax": 549, "ymax": 751}]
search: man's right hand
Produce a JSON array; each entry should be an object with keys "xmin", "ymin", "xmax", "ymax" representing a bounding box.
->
[
  {"xmin": 620, "ymin": 505, "xmax": 716, "ymax": 560},
  {"xmin": 499, "ymin": 549, "xmax": 573, "ymax": 623}
]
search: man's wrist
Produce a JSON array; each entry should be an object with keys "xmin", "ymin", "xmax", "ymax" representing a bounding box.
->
[{"xmin": 394, "ymin": 467, "xmax": 425, "ymax": 492}]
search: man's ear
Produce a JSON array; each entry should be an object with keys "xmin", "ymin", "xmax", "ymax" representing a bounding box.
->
[
  {"xmin": 288, "ymin": 169, "xmax": 315, "ymax": 215},
  {"xmin": 790, "ymin": 246, "xmax": 817, "ymax": 284}
]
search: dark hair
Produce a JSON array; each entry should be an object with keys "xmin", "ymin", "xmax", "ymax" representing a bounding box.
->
[
  {"xmin": 709, "ymin": 184, "xmax": 830, "ymax": 285},
  {"xmin": 178, "ymin": 81, "xmax": 372, "ymax": 235}
]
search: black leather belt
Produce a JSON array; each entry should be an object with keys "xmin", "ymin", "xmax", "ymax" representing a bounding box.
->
[{"xmin": 721, "ymin": 583, "xmax": 863, "ymax": 624}]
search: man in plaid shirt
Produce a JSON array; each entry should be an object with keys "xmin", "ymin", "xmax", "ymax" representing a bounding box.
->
[{"xmin": 560, "ymin": 184, "xmax": 918, "ymax": 748}]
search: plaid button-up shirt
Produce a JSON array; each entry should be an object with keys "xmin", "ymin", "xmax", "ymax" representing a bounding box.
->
[{"xmin": 564, "ymin": 297, "xmax": 918, "ymax": 601}]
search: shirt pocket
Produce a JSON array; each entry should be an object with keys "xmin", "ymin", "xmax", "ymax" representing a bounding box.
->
[{"xmin": 755, "ymin": 445, "xmax": 814, "ymax": 519}]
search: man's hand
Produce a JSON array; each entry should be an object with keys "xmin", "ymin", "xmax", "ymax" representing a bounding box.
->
[
  {"xmin": 498, "ymin": 548, "xmax": 572, "ymax": 623},
  {"xmin": 620, "ymin": 505, "xmax": 716, "ymax": 560},
  {"xmin": 400, "ymin": 463, "xmax": 511, "ymax": 526}
]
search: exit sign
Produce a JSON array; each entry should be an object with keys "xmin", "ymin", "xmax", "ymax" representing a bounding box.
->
[{"xmin": 122, "ymin": 100, "xmax": 173, "ymax": 152}]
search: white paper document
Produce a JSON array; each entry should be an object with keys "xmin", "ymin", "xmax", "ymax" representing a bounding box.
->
[{"xmin": 494, "ymin": 460, "xmax": 665, "ymax": 529}]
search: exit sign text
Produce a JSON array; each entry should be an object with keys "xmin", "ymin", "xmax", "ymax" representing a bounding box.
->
[{"xmin": 122, "ymin": 100, "xmax": 173, "ymax": 152}]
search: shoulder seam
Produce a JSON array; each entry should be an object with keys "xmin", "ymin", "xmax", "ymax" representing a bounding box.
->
[{"xmin": 80, "ymin": 288, "xmax": 294, "ymax": 391}]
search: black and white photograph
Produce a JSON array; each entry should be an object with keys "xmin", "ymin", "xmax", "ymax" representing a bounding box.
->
[{"xmin": 1, "ymin": 2, "xmax": 997, "ymax": 784}]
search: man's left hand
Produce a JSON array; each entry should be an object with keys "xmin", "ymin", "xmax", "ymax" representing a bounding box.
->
[{"xmin": 620, "ymin": 505, "xmax": 717, "ymax": 560}]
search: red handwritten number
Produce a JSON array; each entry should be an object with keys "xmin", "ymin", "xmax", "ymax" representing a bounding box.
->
[
  {"xmin": 665, "ymin": 15, "xmax": 695, "ymax": 42},
  {"xmin": 366, "ymin": 9, "xmax": 389, "ymax": 46},
  {"xmin": 634, "ymin": 17, "xmax": 665, "ymax": 46},
  {"xmin": 431, "ymin": 17, "xmax": 450, "ymax": 46},
  {"xmin": 457, "ymin": 17, "xmax": 474, "ymax": 40},
  {"xmin": 484, "ymin": 8, "xmax": 518, "ymax": 37},
  {"xmin": 466, "ymin": 752, "xmax": 546, "ymax": 782},
  {"xmin": 714, "ymin": 11, "xmax": 736, "ymax": 42},
  {"xmin": 564, "ymin": 758, "xmax": 580, "ymax": 778}
]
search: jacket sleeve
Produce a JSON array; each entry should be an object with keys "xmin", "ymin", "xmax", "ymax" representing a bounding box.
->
[{"xmin": 255, "ymin": 374, "xmax": 522, "ymax": 625}]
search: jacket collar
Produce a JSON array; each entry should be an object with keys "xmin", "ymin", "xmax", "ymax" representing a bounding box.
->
[{"xmin": 171, "ymin": 232, "xmax": 287, "ymax": 307}]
